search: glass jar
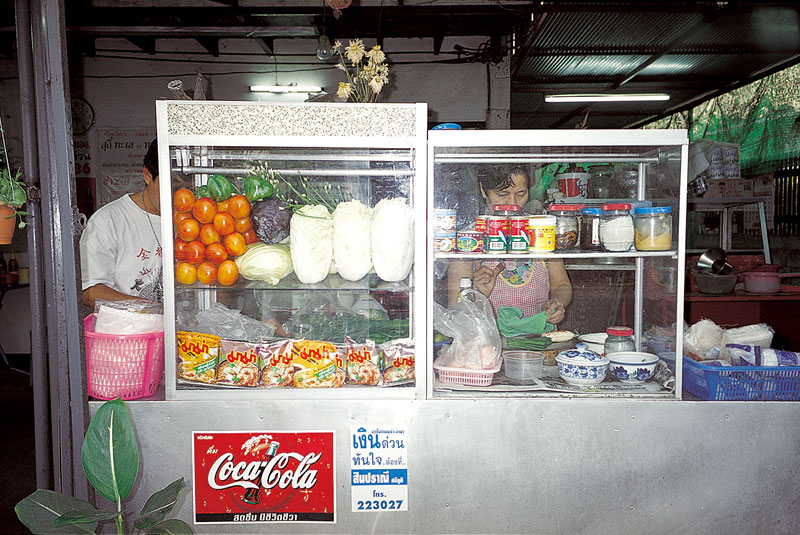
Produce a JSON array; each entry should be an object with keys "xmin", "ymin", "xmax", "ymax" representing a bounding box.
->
[
  {"xmin": 634, "ymin": 206, "xmax": 673, "ymax": 251},
  {"xmin": 604, "ymin": 326, "xmax": 635, "ymax": 356},
  {"xmin": 599, "ymin": 203, "xmax": 634, "ymax": 252},
  {"xmin": 588, "ymin": 164, "xmax": 614, "ymax": 199},
  {"xmin": 580, "ymin": 207, "xmax": 603, "ymax": 251},
  {"xmin": 548, "ymin": 204, "xmax": 583, "ymax": 250},
  {"xmin": 492, "ymin": 204, "xmax": 521, "ymax": 217},
  {"xmin": 615, "ymin": 168, "xmax": 639, "ymax": 198}
]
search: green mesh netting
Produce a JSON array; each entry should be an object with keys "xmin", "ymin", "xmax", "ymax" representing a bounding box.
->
[{"xmin": 643, "ymin": 63, "xmax": 800, "ymax": 175}]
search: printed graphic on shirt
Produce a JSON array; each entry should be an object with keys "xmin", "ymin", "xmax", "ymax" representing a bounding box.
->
[{"xmin": 131, "ymin": 264, "xmax": 163, "ymax": 302}]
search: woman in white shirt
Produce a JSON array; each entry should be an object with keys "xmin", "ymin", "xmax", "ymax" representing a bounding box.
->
[{"xmin": 80, "ymin": 139, "xmax": 163, "ymax": 308}]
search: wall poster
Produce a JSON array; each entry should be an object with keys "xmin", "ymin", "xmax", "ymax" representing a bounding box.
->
[
  {"xmin": 95, "ymin": 127, "xmax": 154, "ymax": 207},
  {"xmin": 192, "ymin": 431, "xmax": 336, "ymax": 524}
]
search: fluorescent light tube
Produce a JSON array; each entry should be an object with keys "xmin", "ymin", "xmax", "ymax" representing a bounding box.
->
[
  {"xmin": 545, "ymin": 93, "xmax": 670, "ymax": 103},
  {"xmin": 250, "ymin": 85, "xmax": 323, "ymax": 93}
]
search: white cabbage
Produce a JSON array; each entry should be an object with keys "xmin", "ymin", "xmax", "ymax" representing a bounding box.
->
[
  {"xmin": 332, "ymin": 200, "xmax": 373, "ymax": 281},
  {"xmin": 371, "ymin": 197, "xmax": 414, "ymax": 282},
  {"xmin": 290, "ymin": 204, "xmax": 333, "ymax": 284},
  {"xmin": 234, "ymin": 243, "xmax": 293, "ymax": 285}
]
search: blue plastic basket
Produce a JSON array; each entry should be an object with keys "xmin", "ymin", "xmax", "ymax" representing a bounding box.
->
[{"xmin": 683, "ymin": 356, "xmax": 800, "ymax": 401}]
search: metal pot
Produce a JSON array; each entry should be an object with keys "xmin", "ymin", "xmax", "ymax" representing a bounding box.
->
[{"xmin": 742, "ymin": 272, "xmax": 800, "ymax": 294}]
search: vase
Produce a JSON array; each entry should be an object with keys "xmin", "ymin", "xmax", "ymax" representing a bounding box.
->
[{"xmin": 0, "ymin": 204, "xmax": 15, "ymax": 244}]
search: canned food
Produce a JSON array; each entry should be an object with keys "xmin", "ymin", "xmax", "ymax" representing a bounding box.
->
[
  {"xmin": 434, "ymin": 208, "xmax": 457, "ymax": 234},
  {"xmin": 485, "ymin": 216, "xmax": 509, "ymax": 254},
  {"xmin": 527, "ymin": 215, "xmax": 556, "ymax": 252},
  {"xmin": 435, "ymin": 234, "xmax": 457, "ymax": 253},
  {"xmin": 508, "ymin": 216, "xmax": 530, "ymax": 253},
  {"xmin": 457, "ymin": 230, "xmax": 484, "ymax": 253},
  {"xmin": 475, "ymin": 215, "xmax": 489, "ymax": 234}
]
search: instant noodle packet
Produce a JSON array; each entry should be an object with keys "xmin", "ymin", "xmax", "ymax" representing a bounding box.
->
[
  {"xmin": 177, "ymin": 331, "xmax": 220, "ymax": 384},
  {"xmin": 381, "ymin": 337, "xmax": 415, "ymax": 385},
  {"xmin": 292, "ymin": 340, "xmax": 345, "ymax": 388},
  {"xmin": 217, "ymin": 340, "xmax": 260, "ymax": 387},
  {"xmin": 258, "ymin": 339, "xmax": 296, "ymax": 387},
  {"xmin": 345, "ymin": 336, "xmax": 381, "ymax": 386}
]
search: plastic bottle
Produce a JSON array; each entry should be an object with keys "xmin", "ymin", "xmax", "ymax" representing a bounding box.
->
[
  {"xmin": 8, "ymin": 252, "xmax": 18, "ymax": 275},
  {"xmin": 457, "ymin": 277, "xmax": 473, "ymax": 302}
]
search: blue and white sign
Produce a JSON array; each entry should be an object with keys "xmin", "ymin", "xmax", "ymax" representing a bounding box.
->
[{"xmin": 350, "ymin": 425, "xmax": 408, "ymax": 512}]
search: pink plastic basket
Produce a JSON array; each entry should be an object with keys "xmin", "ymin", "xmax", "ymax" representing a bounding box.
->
[
  {"xmin": 434, "ymin": 357, "xmax": 502, "ymax": 387},
  {"xmin": 84, "ymin": 314, "xmax": 165, "ymax": 400}
]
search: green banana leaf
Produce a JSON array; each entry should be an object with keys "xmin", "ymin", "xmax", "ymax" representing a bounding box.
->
[
  {"xmin": 14, "ymin": 489, "xmax": 98, "ymax": 534},
  {"xmin": 81, "ymin": 398, "xmax": 139, "ymax": 502},
  {"xmin": 145, "ymin": 518, "xmax": 195, "ymax": 535},
  {"xmin": 134, "ymin": 478, "xmax": 187, "ymax": 531},
  {"xmin": 54, "ymin": 508, "xmax": 123, "ymax": 527}
]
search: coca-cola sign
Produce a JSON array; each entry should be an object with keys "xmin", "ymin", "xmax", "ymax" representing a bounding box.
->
[{"xmin": 193, "ymin": 432, "xmax": 335, "ymax": 523}]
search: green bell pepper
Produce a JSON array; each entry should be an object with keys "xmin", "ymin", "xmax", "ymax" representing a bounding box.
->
[
  {"xmin": 244, "ymin": 176, "xmax": 274, "ymax": 203},
  {"xmin": 196, "ymin": 184, "xmax": 213, "ymax": 199},
  {"xmin": 207, "ymin": 174, "xmax": 239, "ymax": 202}
]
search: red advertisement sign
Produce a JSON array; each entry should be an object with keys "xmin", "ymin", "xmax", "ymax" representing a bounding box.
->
[{"xmin": 192, "ymin": 431, "xmax": 336, "ymax": 524}]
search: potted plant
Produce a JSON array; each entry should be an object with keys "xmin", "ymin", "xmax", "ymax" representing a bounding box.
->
[
  {"xmin": 0, "ymin": 118, "xmax": 28, "ymax": 244},
  {"xmin": 15, "ymin": 398, "xmax": 193, "ymax": 535}
]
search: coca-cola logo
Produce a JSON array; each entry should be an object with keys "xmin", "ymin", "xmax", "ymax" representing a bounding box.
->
[{"xmin": 208, "ymin": 452, "xmax": 321, "ymax": 492}]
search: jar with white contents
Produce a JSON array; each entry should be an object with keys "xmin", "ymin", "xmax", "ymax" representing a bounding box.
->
[
  {"xmin": 599, "ymin": 203, "xmax": 634, "ymax": 252},
  {"xmin": 634, "ymin": 206, "xmax": 673, "ymax": 251}
]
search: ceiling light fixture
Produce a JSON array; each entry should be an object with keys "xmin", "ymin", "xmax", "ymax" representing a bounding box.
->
[
  {"xmin": 250, "ymin": 85, "xmax": 324, "ymax": 93},
  {"xmin": 545, "ymin": 93, "xmax": 670, "ymax": 103}
]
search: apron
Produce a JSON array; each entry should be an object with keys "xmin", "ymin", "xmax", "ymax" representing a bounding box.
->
[{"xmin": 477, "ymin": 259, "xmax": 550, "ymax": 318}]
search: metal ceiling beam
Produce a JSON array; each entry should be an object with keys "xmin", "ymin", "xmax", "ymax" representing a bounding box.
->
[
  {"xmin": 125, "ymin": 36, "xmax": 156, "ymax": 55},
  {"xmin": 196, "ymin": 37, "xmax": 221, "ymax": 57},
  {"xmin": 255, "ymin": 37, "xmax": 275, "ymax": 56},
  {"xmin": 71, "ymin": 26, "xmax": 317, "ymax": 38}
]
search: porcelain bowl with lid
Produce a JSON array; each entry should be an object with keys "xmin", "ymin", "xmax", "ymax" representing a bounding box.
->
[{"xmin": 555, "ymin": 343, "xmax": 610, "ymax": 386}]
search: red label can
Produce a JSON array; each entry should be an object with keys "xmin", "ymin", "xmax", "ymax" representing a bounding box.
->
[
  {"xmin": 485, "ymin": 216, "xmax": 508, "ymax": 253},
  {"xmin": 508, "ymin": 216, "xmax": 530, "ymax": 253},
  {"xmin": 475, "ymin": 215, "xmax": 488, "ymax": 234}
]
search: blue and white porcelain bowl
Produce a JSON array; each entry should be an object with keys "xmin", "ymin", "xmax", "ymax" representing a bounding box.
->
[
  {"xmin": 555, "ymin": 343, "xmax": 610, "ymax": 387},
  {"xmin": 607, "ymin": 351, "xmax": 659, "ymax": 383}
]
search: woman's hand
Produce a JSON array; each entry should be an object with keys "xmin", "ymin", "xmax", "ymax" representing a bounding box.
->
[
  {"xmin": 472, "ymin": 262, "xmax": 505, "ymax": 297},
  {"xmin": 543, "ymin": 298, "xmax": 565, "ymax": 324}
]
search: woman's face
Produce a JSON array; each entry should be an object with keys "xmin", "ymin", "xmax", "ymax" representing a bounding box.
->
[{"xmin": 484, "ymin": 173, "xmax": 529, "ymax": 212}]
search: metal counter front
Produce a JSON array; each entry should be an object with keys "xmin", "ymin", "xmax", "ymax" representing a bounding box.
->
[{"xmin": 91, "ymin": 399, "xmax": 800, "ymax": 534}]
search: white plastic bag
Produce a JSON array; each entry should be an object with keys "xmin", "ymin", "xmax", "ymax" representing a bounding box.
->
[
  {"xmin": 433, "ymin": 290, "xmax": 502, "ymax": 370},
  {"xmin": 93, "ymin": 299, "xmax": 163, "ymax": 334}
]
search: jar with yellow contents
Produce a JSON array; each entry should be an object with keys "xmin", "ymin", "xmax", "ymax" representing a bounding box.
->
[{"xmin": 633, "ymin": 206, "xmax": 673, "ymax": 251}]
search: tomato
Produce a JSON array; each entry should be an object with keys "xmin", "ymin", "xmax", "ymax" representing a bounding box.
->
[
  {"xmin": 228, "ymin": 195, "xmax": 251, "ymax": 219},
  {"xmin": 174, "ymin": 238, "xmax": 189, "ymax": 262},
  {"xmin": 173, "ymin": 188, "xmax": 195, "ymax": 213},
  {"xmin": 175, "ymin": 262, "xmax": 197, "ymax": 285},
  {"xmin": 173, "ymin": 210, "xmax": 192, "ymax": 227},
  {"xmin": 217, "ymin": 260, "xmax": 239, "ymax": 286},
  {"xmin": 196, "ymin": 262, "xmax": 218, "ymax": 285},
  {"xmin": 176, "ymin": 218, "xmax": 200, "ymax": 242},
  {"xmin": 185, "ymin": 240, "xmax": 205, "ymax": 265},
  {"xmin": 199, "ymin": 223, "xmax": 221, "ymax": 245},
  {"xmin": 234, "ymin": 216, "xmax": 252, "ymax": 233},
  {"xmin": 217, "ymin": 199, "xmax": 229, "ymax": 213},
  {"xmin": 213, "ymin": 212, "xmax": 235, "ymax": 236},
  {"xmin": 242, "ymin": 228, "xmax": 258, "ymax": 245},
  {"xmin": 192, "ymin": 197, "xmax": 217, "ymax": 224},
  {"xmin": 224, "ymin": 232, "xmax": 247, "ymax": 257},
  {"xmin": 205, "ymin": 242, "xmax": 229, "ymax": 264}
]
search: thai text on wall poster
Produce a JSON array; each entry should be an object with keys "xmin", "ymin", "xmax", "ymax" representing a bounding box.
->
[
  {"xmin": 95, "ymin": 128, "xmax": 154, "ymax": 207},
  {"xmin": 192, "ymin": 431, "xmax": 336, "ymax": 524}
]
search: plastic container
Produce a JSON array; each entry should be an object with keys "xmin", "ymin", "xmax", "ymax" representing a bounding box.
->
[
  {"xmin": 580, "ymin": 207, "xmax": 603, "ymax": 251},
  {"xmin": 683, "ymin": 355, "xmax": 800, "ymax": 401},
  {"xmin": 84, "ymin": 314, "xmax": 165, "ymax": 400},
  {"xmin": 548, "ymin": 204, "xmax": 583, "ymax": 250},
  {"xmin": 503, "ymin": 350, "xmax": 545, "ymax": 382},
  {"xmin": 555, "ymin": 172, "xmax": 590, "ymax": 198},
  {"xmin": 434, "ymin": 356, "xmax": 502, "ymax": 387},
  {"xmin": 634, "ymin": 206, "xmax": 673, "ymax": 251},
  {"xmin": 693, "ymin": 271, "xmax": 737, "ymax": 295},
  {"xmin": 527, "ymin": 215, "xmax": 556, "ymax": 252},
  {"xmin": 599, "ymin": 203, "xmax": 634, "ymax": 252},
  {"xmin": 604, "ymin": 326, "xmax": 635, "ymax": 355}
]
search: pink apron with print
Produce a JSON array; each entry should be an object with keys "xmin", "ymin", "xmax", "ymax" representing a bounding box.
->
[{"xmin": 478, "ymin": 259, "xmax": 550, "ymax": 318}]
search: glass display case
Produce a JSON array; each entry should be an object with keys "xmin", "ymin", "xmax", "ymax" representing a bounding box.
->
[
  {"xmin": 427, "ymin": 129, "xmax": 688, "ymax": 399},
  {"xmin": 156, "ymin": 101, "xmax": 427, "ymax": 400}
]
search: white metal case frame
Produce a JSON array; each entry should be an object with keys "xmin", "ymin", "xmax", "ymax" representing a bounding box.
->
[
  {"xmin": 156, "ymin": 101, "xmax": 429, "ymax": 400},
  {"xmin": 426, "ymin": 129, "xmax": 689, "ymax": 399}
]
